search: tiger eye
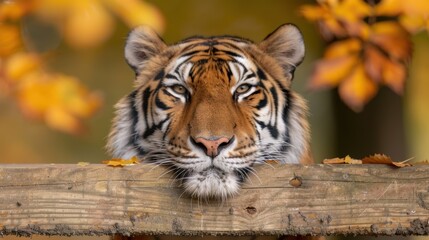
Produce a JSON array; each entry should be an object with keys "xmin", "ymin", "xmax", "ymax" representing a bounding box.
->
[
  {"xmin": 171, "ymin": 85, "xmax": 186, "ymax": 94},
  {"xmin": 236, "ymin": 84, "xmax": 251, "ymax": 94}
]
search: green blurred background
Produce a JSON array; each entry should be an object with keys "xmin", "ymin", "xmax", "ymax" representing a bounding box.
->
[{"xmin": 1, "ymin": 0, "xmax": 428, "ymax": 168}]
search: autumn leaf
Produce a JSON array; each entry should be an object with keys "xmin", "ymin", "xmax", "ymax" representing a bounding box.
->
[
  {"xmin": 103, "ymin": 156, "xmax": 139, "ymax": 167},
  {"xmin": 324, "ymin": 154, "xmax": 412, "ymax": 168},
  {"xmin": 63, "ymin": 1, "xmax": 115, "ymax": 49},
  {"xmin": 375, "ymin": 0, "xmax": 429, "ymax": 33},
  {"xmin": 16, "ymin": 72, "xmax": 102, "ymax": 134},
  {"xmin": 0, "ymin": 24, "xmax": 21, "ymax": 57},
  {"xmin": 364, "ymin": 45, "xmax": 406, "ymax": 94},
  {"xmin": 323, "ymin": 157, "xmax": 346, "ymax": 164},
  {"xmin": 1, "ymin": 0, "xmax": 165, "ymax": 134},
  {"xmin": 106, "ymin": 0, "xmax": 165, "ymax": 33},
  {"xmin": 300, "ymin": 0, "xmax": 371, "ymax": 40},
  {"xmin": 368, "ymin": 21, "xmax": 412, "ymax": 62},
  {"xmin": 308, "ymin": 38, "xmax": 360, "ymax": 89},
  {"xmin": 339, "ymin": 63, "xmax": 378, "ymax": 112},
  {"xmin": 361, "ymin": 154, "xmax": 393, "ymax": 164},
  {"xmin": 4, "ymin": 52, "xmax": 41, "ymax": 81},
  {"xmin": 362, "ymin": 154, "xmax": 413, "ymax": 167},
  {"xmin": 301, "ymin": 0, "xmax": 423, "ymax": 111},
  {"xmin": 323, "ymin": 155, "xmax": 362, "ymax": 164}
]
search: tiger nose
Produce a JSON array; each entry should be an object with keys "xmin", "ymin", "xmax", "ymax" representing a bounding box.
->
[{"xmin": 192, "ymin": 136, "xmax": 234, "ymax": 157}]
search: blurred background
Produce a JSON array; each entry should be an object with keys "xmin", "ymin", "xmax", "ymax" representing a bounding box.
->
[
  {"xmin": 1, "ymin": 0, "xmax": 428, "ymax": 164},
  {"xmin": 1, "ymin": 1, "xmax": 429, "ymax": 240}
]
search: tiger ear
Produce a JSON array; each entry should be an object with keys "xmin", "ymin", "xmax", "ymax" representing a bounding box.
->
[
  {"xmin": 125, "ymin": 26, "xmax": 167, "ymax": 74},
  {"xmin": 259, "ymin": 24, "xmax": 305, "ymax": 79}
]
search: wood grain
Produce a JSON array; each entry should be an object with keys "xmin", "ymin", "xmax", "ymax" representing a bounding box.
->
[{"xmin": 0, "ymin": 163, "xmax": 428, "ymax": 236}]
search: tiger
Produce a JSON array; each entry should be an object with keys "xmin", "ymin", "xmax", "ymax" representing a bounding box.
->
[{"xmin": 107, "ymin": 23, "xmax": 312, "ymax": 199}]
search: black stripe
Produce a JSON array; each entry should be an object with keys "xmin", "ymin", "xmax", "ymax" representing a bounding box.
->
[
  {"xmin": 154, "ymin": 69, "xmax": 165, "ymax": 80},
  {"xmin": 255, "ymin": 119, "xmax": 279, "ymax": 139},
  {"xmin": 256, "ymin": 91, "xmax": 267, "ymax": 109},
  {"xmin": 244, "ymin": 72, "xmax": 256, "ymax": 80},
  {"xmin": 128, "ymin": 90, "xmax": 139, "ymax": 146},
  {"xmin": 165, "ymin": 73, "xmax": 178, "ymax": 80},
  {"xmin": 219, "ymin": 49, "xmax": 241, "ymax": 58},
  {"xmin": 128, "ymin": 90, "xmax": 147, "ymax": 156},
  {"xmin": 155, "ymin": 96, "xmax": 171, "ymax": 110},
  {"xmin": 270, "ymin": 87, "xmax": 279, "ymax": 121},
  {"xmin": 162, "ymin": 118, "xmax": 172, "ymax": 140},
  {"xmin": 141, "ymin": 88, "xmax": 151, "ymax": 124},
  {"xmin": 257, "ymin": 68, "xmax": 267, "ymax": 80},
  {"xmin": 143, "ymin": 117, "xmax": 169, "ymax": 138},
  {"xmin": 181, "ymin": 50, "xmax": 205, "ymax": 57},
  {"xmin": 280, "ymin": 89, "xmax": 291, "ymax": 152}
]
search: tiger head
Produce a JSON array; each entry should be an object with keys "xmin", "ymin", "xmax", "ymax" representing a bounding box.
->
[{"xmin": 107, "ymin": 24, "xmax": 311, "ymax": 199}]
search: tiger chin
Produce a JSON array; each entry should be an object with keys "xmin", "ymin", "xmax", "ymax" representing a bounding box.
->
[{"xmin": 107, "ymin": 24, "xmax": 312, "ymax": 200}]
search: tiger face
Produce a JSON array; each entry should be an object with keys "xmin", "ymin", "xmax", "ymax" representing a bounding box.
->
[{"xmin": 107, "ymin": 24, "xmax": 311, "ymax": 199}]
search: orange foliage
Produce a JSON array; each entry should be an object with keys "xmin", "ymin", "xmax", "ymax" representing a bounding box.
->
[
  {"xmin": 302, "ymin": 0, "xmax": 427, "ymax": 111},
  {"xmin": 0, "ymin": 0, "xmax": 164, "ymax": 134}
]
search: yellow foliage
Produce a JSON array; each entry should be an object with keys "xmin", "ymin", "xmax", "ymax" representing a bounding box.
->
[
  {"xmin": 107, "ymin": 0, "xmax": 165, "ymax": 32},
  {"xmin": 302, "ymin": 0, "xmax": 421, "ymax": 111},
  {"xmin": 16, "ymin": 73, "xmax": 102, "ymax": 134},
  {"xmin": 338, "ymin": 63, "xmax": 378, "ymax": 112},
  {"xmin": 5, "ymin": 52, "xmax": 41, "ymax": 81},
  {"xmin": 33, "ymin": 0, "xmax": 164, "ymax": 49},
  {"xmin": 376, "ymin": 0, "xmax": 429, "ymax": 33},
  {"xmin": 63, "ymin": 1, "xmax": 115, "ymax": 48},
  {"xmin": 0, "ymin": 24, "xmax": 21, "ymax": 57},
  {"xmin": 0, "ymin": 0, "xmax": 164, "ymax": 134}
]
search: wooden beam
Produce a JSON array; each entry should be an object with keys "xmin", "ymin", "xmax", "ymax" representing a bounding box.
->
[{"xmin": 0, "ymin": 163, "xmax": 429, "ymax": 237}]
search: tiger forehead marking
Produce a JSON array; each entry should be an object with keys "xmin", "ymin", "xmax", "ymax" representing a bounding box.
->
[{"xmin": 107, "ymin": 24, "xmax": 311, "ymax": 199}]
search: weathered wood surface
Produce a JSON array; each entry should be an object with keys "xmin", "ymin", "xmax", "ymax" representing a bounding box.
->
[{"xmin": 0, "ymin": 163, "xmax": 429, "ymax": 237}]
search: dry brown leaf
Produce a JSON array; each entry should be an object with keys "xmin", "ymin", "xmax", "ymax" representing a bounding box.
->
[
  {"xmin": 324, "ymin": 154, "xmax": 413, "ymax": 168},
  {"xmin": 362, "ymin": 154, "xmax": 413, "ymax": 168},
  {"xmin": 391, "ymin": 159, "xmax": 413, "ymax": 168},
  {"xmin": 362, "ymin": 154, "xmax": 393, "ymax": 164},
  {"xmin": 77, "ymin": 162, "xmax": 90, "ymax": 166},
  {"xmin": 103, "ymin": 156, "xmax": 139, "ymax": 167}
]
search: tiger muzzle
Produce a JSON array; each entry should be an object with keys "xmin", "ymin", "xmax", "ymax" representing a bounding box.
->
[{"xmin": 191, "ymin": 136, "xmax": 234, "ymax": 157}]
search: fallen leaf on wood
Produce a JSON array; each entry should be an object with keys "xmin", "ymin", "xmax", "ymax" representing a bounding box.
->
[
  {"xmin": 362, "ymin": 153, "xmax": 393, "ymax": 164},
  {"xmin": 323, "ymin": 154, "xmax": 412, "ymax": 168},
  {"xmin": 391, "ymin": 159, "xmax": 413, "ymax": 168},
  {"xmin": 77, "ymin": 162, "xmax": 90, "ymax": 166},
  {"xmin": 361, "ymin": 154, "xmax": 412, "ymax": 167},
  {"xmin": 323, "ymin": 155, "xmax": 362, "ymax": 164},
  {"xmin": 103, "ymin": 156, "xmax": 139, "ymax": 167}
]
